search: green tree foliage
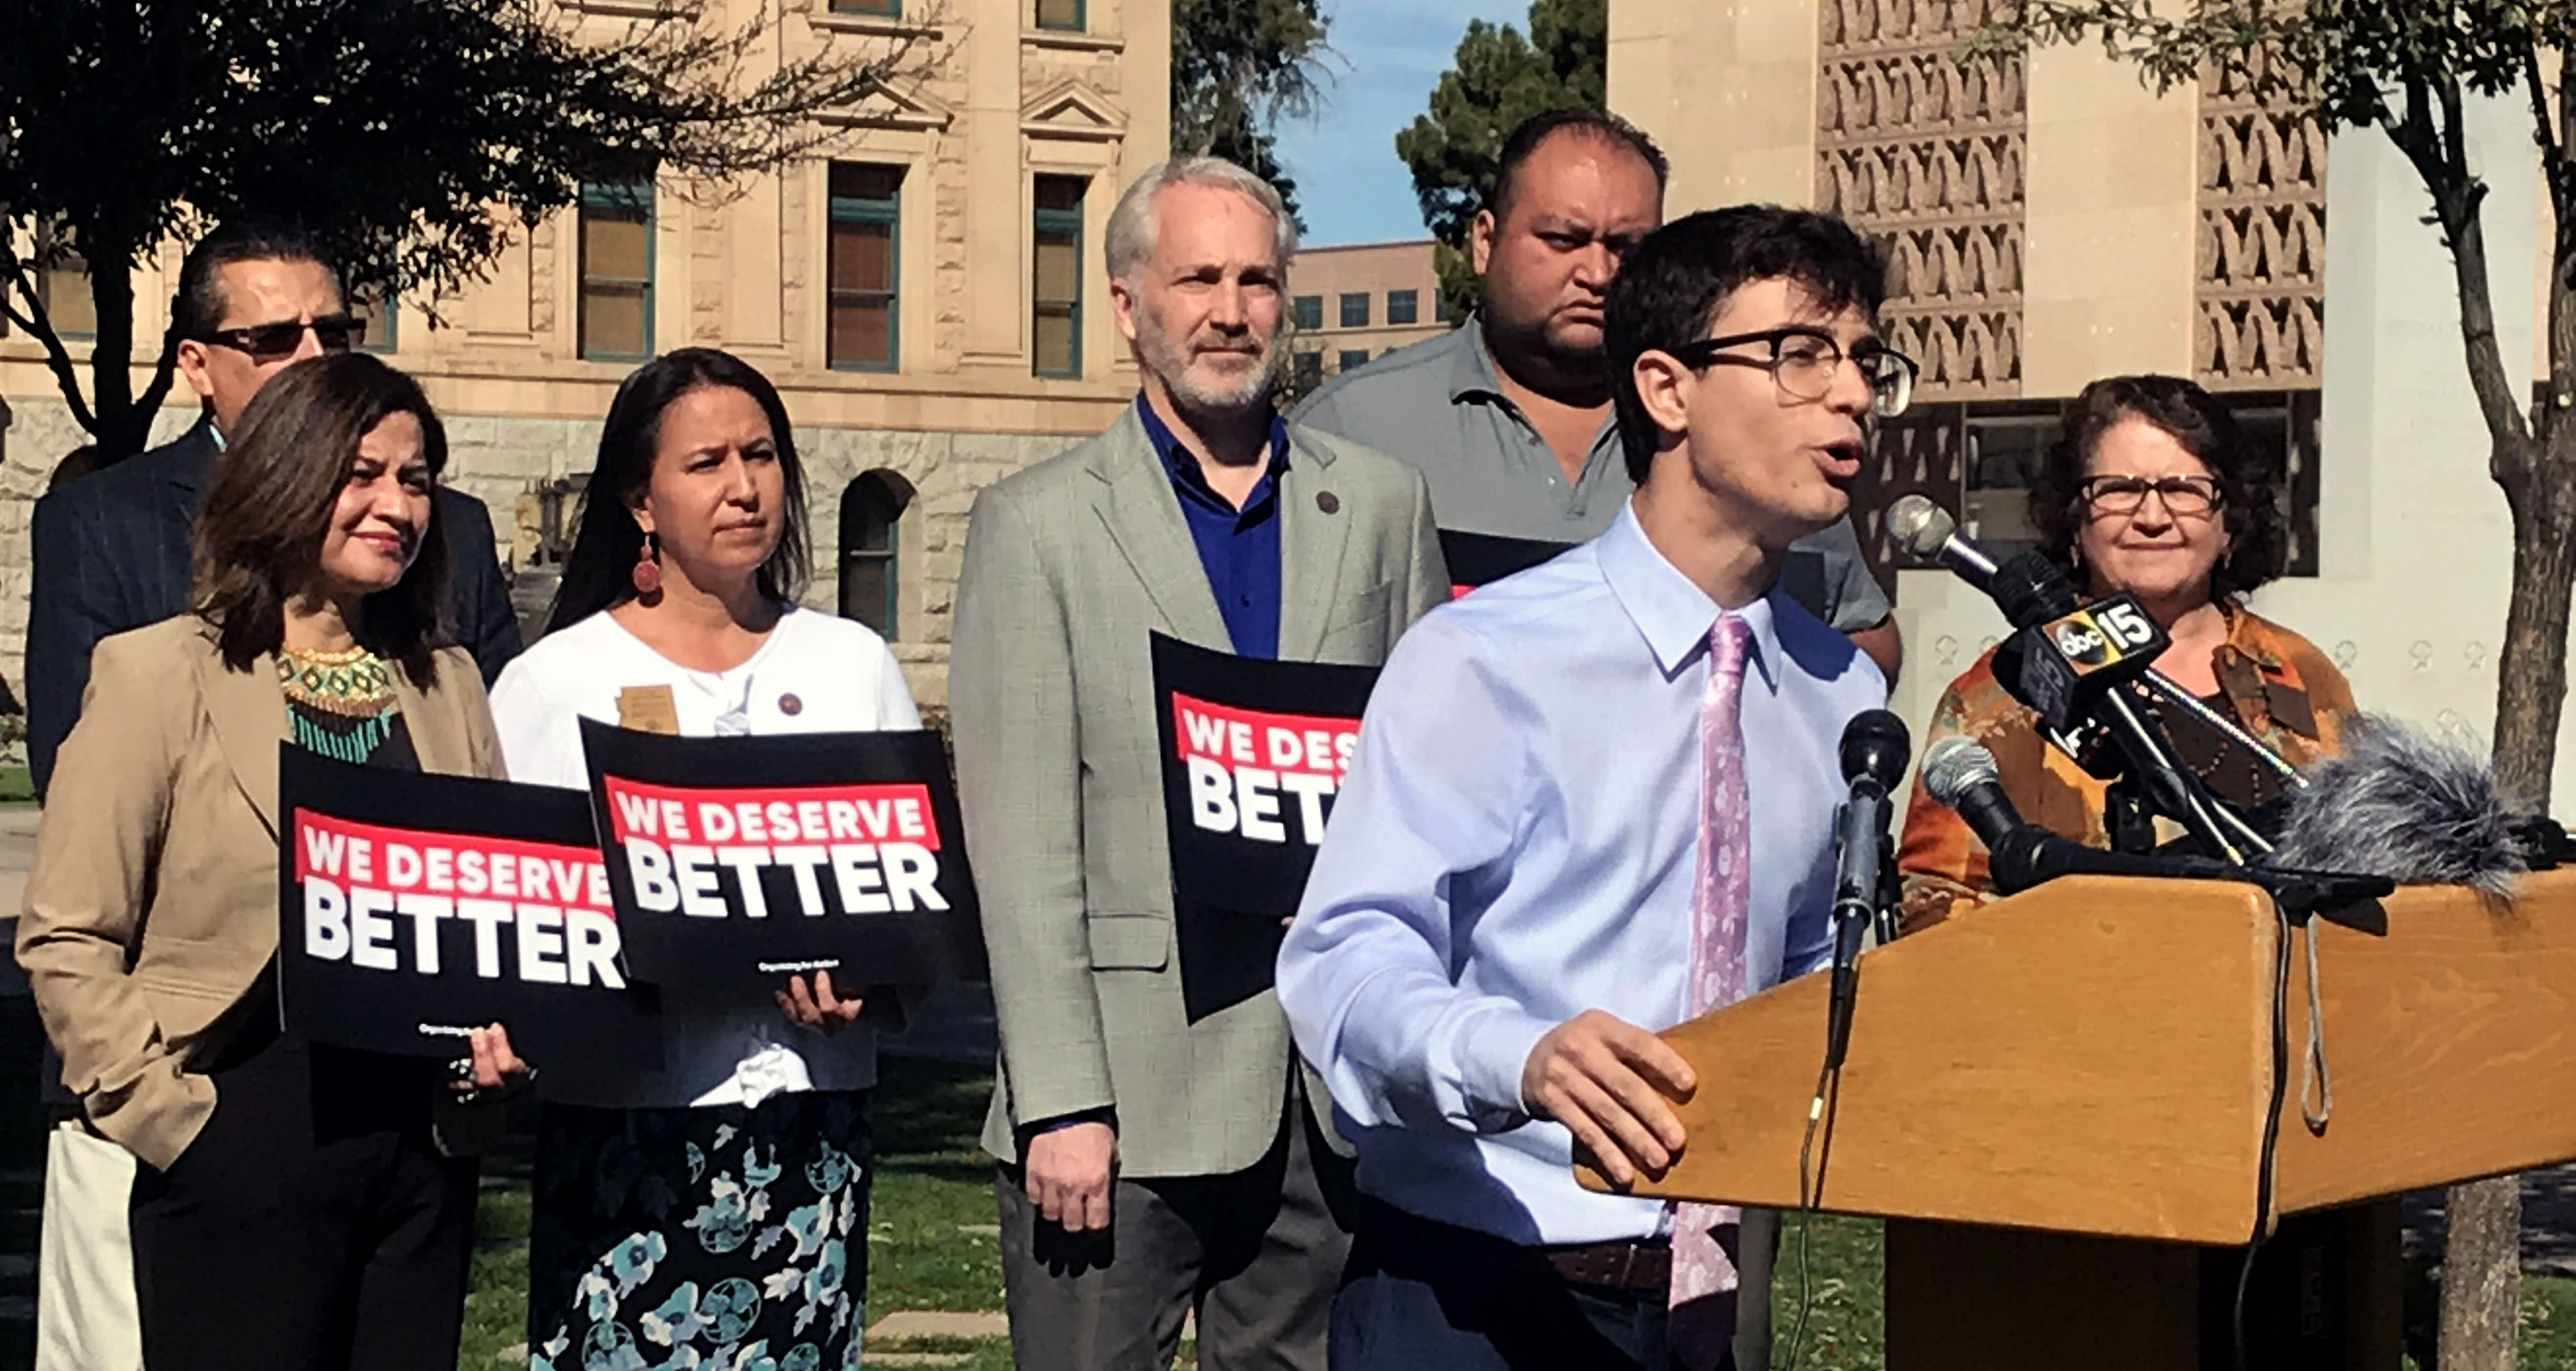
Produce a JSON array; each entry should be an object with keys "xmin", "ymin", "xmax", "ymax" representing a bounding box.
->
[
  {"xmin": 1170, "ymin": 0, "xmax": 1329, "ymax": 227},
  {"xmin": 1976, "ymin": 4, "xmax": 2576, "ymax": 1367},
  {"xmin": 0, "ymin": 0, "xmax": 926, "ymax": 462},
  {"xmin": 1394, "ymin": 0, "xmax": 1606, "ymax": 318}
]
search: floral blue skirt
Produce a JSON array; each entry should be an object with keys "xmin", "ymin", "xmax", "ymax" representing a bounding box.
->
[{"xmin": 528, "ymin": 1091, "xmax": 873, "ymax": 1371}]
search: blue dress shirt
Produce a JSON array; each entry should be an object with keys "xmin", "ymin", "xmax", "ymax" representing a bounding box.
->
[
  {"xmin": 1275, "ymin": 502, "xmax": 1887, "ymax": 1245},
  {"xmin": 1139, "ymin": 395, "xmax": 1289, "ymax": 660}
]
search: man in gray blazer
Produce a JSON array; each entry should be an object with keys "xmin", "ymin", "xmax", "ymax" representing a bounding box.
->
[{"xmin": 950, "ymin": 158, "xmax": 1446, "ymax": 1370}]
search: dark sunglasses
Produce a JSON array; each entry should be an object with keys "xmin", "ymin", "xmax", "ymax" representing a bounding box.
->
[{"xmin": 188, "ymin": 313, "xmax": 366, "ymax": 360}]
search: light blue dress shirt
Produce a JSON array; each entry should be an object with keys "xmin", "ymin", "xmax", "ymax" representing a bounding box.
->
[{"xmin": 1276, "ymin": 502, "xmax": 1887, "ymax": 1246}]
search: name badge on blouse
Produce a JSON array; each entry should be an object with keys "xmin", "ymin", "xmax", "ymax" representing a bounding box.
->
[{"xmin": 617, "ymin": 686, "xmax": 680, "ymax": 735}]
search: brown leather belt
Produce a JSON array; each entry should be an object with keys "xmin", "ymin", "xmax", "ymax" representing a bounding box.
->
[{"xmin": 1543, "ymin": 1238, "xmax": 1672, "ymax": 1293}]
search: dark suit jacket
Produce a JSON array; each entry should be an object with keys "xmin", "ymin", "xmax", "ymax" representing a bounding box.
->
[{"xmin": 26, "ymin": 420, "xmax": 522, "ymax": 797}]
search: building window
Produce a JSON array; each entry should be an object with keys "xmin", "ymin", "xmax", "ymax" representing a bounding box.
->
[
  {"xmin": 839, "ymin": 470, "xmax": 915, "ymax": 637},
  {"xmin": 2228, "ymin": 391, "xmax": 2322, "ymax": 577},
  {"xmin": 1292, "ymin": 351, "xmax": 1322, "ymax": 391},
  {"xmin": 1959, "ymin": 413, "xmax": 2055, "ymax": 561},
  {"xmin": 1337, "ymin": 349, "xmax": 1368, "ymax": 374},
  {"xmin": 828, "ymin": 162, "xmax": 903, "ymax": 371},
  {"xmin": 36, "ymin": 220, "xmax": 94, "ymax": 339},
  {"xmin": 831, "ymin": 0, "xmax": 899, "ymax": 13},
  {"xmin": 1386, "ymin": 289, "xmax": 1419, "ymax": 326},
  {"xmin": 1034, "ymin": 0, "xmax": 1082, "ymax": 29},
  {"xmin": 1033, "ymin": 175, "xmax": 1085, "ymax": 378},
  {"xmin": 580, "ymin": 181, "xmax": 655, "ymax": 362},
  {"xmin": 1338, "ymin": 292, "xmax": 1369, "ymax": 328},
  {"xmin": 354, "ymin": 292, "xmax": 399, "ymax": 355},
  {"xmin": 1292, "ymin": 295, "xmax": 1322, "ymax": 331}
]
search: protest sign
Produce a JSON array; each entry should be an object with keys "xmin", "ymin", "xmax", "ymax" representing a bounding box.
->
[
  {"xmin": 581, "ymin": 719, "xmax": 986, "ymax": 990},
  {"xmin": 1150, "ymin": 632, "xmax": 1377, "ymax": 1018},
  {"xmin": 279, "ymin": 747, "xmax": 661, "ymax": 1068}
]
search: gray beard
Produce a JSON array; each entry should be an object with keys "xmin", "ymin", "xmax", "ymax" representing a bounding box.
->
[{"xmin": 1138, "ymin": 318, "xmax": 1278, "ymax": 415}]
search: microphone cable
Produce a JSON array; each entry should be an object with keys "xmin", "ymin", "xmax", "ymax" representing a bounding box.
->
[
  {"xmin": 1781, "ymin": 1041, "xmax": 1840, "ymax": 1371},
  {"xmin": 2234, "ymin": 892, "xmax": 2298, "ymax": 1371}
]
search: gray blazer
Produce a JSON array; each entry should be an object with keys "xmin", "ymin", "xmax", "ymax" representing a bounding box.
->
[{"xmin": 951, "ymin": 407, "xmax": 1447, "ymax": 1179}]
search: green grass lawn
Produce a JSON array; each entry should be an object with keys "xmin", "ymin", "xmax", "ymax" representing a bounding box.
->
[
  {"xmin": 0, "ymin": 765, "xmax": 33, "ymax": 806},
  {"xmin": 457, "ymin": 1061, "xmax": 2576, "ymax": 1370}
]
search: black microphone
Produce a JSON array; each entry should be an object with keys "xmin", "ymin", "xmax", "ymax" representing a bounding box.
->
[
  {"xmin": 1921, "ymin": 737, "xmax": 2233, "ymax": 894},
  {"xmin": 1825, "ymin": 710, "xmax": 1909, "ymax": 1069}
]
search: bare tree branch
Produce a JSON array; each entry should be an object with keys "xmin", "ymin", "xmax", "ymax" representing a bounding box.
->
[{"xmin": 0, "ymin": 231, "xmax": 99, "ymax": 434}]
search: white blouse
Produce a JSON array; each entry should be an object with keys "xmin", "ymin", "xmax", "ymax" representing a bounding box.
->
[{"xmin": 488, "ymin": 604, "xmax": 922, "ymax": 1110}]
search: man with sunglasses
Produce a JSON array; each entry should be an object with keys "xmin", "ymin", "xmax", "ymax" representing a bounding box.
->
[
  {"xmin": 19, "ymin": 222, "xmax": 519, "ymax": 1371},
  {"xmin": 1291, "ymin": 110, "xmax": 1901, "ymax": 682},
  {"xmin": 1277, "ymin": 206, "xmax": 1906, "ymax": 1370},
  {"xmin": 27, "ymin": 223, "xmax": 521, "ymax": 798}
]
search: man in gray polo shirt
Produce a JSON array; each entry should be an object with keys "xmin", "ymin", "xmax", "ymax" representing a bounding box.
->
[{"xmin": 1295, "ymin": 109, "xmax": 1902, "ymax": 680}]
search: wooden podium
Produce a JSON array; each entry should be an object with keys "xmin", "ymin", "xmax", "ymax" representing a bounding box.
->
[{"xmin": 1581, "ymin": 869, "xmax": 2576, "ymax": 1369}]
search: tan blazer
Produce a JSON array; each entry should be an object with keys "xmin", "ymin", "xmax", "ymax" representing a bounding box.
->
[
  {"xmin": 15, "ymin": 615, "xmax": 505, "ymax": 1170},
  {"xmin": 950, "ymin": 410, "xmax": 1448, "ymax": 1179}
]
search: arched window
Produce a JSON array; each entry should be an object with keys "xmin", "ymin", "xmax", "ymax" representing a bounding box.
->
[{"xmin": 839, "ymin": 470, "xmax": 914, "ymax": 637}]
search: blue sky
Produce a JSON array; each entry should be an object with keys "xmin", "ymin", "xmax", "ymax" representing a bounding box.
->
[{"xmin": 1271, "ymin": 0, "xmax": 1529, "ymax": 247}]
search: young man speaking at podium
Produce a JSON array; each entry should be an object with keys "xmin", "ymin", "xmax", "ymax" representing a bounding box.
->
[{"xmin": 1276, "ymin": 206, "xmax": 1904, "ymax": 1370}]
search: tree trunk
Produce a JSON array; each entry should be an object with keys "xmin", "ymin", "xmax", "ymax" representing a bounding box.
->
[
  {"xmin": 84, "ymin": 257, "xmax": 149, "ymax": 463},
  {"xmin": 2438, "ymin": 394, "xmax": 2576, "ymax": 1371},
  {"xmin": 2490, "ymin": 431, "xmax": 2576, "ymax": 815},
  {"xmin": 2442, "ymin": 1176, "xmax": 2526, "ymax": 1369}
]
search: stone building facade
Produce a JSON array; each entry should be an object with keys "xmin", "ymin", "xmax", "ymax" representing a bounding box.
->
[
  {"xmin": 1613, "ymin": 0, "xmax": 2327, "ymax": 591},
  {"xmin": 1611, "ymin": 0, "xmax": 2576, "ymax": 788},
  {"xmin": 0, "ymin": 0, "xmax": 1173, "ymax": 719}
]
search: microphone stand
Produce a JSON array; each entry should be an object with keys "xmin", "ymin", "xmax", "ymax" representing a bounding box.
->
[
  {"xmin": 2089, "ymin": 685, "xmax": 2269, "ymax": 863},
  {"xmin": 2129, "ymin": 673, "xmax": 2304, "ymax": 789},
  {"xmin": 1872, "ymin": 829, "xmax": 1901, "ymax": 945}
]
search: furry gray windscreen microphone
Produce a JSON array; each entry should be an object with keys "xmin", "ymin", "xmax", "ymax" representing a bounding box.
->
[{"xmin": 2265, "ymin": 716, "xmax": 2524, "ymax": 897}]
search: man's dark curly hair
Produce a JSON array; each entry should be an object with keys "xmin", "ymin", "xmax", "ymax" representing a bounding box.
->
[{"xmin": 2030, "ymin": 373, "xmax": 2288, "ymax": 602}]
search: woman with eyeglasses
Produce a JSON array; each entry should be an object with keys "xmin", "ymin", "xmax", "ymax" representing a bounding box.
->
[
  {"xmin": 1895, "ymin": 373, "xmax": 2358, "ymax": 932},
  {"xmin": 487, "ymin": 348, "xmax": 915, "ymax": 1371}
]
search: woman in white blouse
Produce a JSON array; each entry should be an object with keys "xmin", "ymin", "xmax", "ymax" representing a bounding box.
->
[{"xmin": 490, "ymin": 348, "xmax": 915, "ymax": 1371}]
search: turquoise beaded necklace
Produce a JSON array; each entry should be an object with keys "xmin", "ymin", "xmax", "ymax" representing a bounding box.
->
[{"xmin": 277, "ymin": 646, "xmax": 399, "ymax": 764}]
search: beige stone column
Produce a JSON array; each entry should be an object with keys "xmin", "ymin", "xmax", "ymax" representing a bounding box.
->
[
  {"xmin": 962, "ymin": 0, "xmax": 1025, "ymax": 367},
  {"xmin": 1608, "ymin": 0, "xmax": 1820, "ymax": 213},
  {"xmin": 2019, "ymin": 44, "xmax": 2198, "ymax": 394}
]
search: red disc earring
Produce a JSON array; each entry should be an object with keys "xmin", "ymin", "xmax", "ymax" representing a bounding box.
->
[{"xmin": 632, "ymin": 532, "xmax": 663, "ymax": 596}]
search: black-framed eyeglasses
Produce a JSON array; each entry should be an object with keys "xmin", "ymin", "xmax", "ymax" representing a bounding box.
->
[
  {"xmin": 1666, "ymin": 327, "xmax": 1917, "ymax": 418},
  {"xmin": 188, "ymin": 313, "xmax": 366, "ymax": 361},
  {"xmin": 2080, "ymin": 474, "xmax": 2223, "ymax": 517}
]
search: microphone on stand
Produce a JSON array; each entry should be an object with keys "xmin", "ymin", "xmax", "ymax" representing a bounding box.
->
[
  {"xmin": 1920, "ymin": 737, "xmax": 2391, "ymax": 908},
  {"xmin": 1826, "ymin": 710, "xmax": 1910, "ymax": 1069},
  {"xmin": 2264, "ymin": 717, "xmax": 2529, "ymax": 894},
  {"xmin": 1920, "ymin": 737, "xmax": 2192, "ymax": 894},
  {"xmin": 1886, "ymin": 494, "xmax": 2273, "ymax": 860}
]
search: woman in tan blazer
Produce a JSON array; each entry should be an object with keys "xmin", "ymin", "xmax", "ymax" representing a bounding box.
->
[{"xmin": 16, "ymin": 352, "xmax": 525, "ymax": 1371}]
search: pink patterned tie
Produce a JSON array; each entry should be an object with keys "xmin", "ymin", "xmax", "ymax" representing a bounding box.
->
[{"xmin": 1669, "ymin": 613, "xmax": 1754, "ymax": 1366}]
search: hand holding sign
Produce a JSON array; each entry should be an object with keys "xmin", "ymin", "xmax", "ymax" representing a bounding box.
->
[
  {"xmin": 776, "ymin": 970, "xmax": 864, "ymax": 1035},
  {"xmin": 454, "ymin": 1024, "xmax": 531, "ymax": 1098}
]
